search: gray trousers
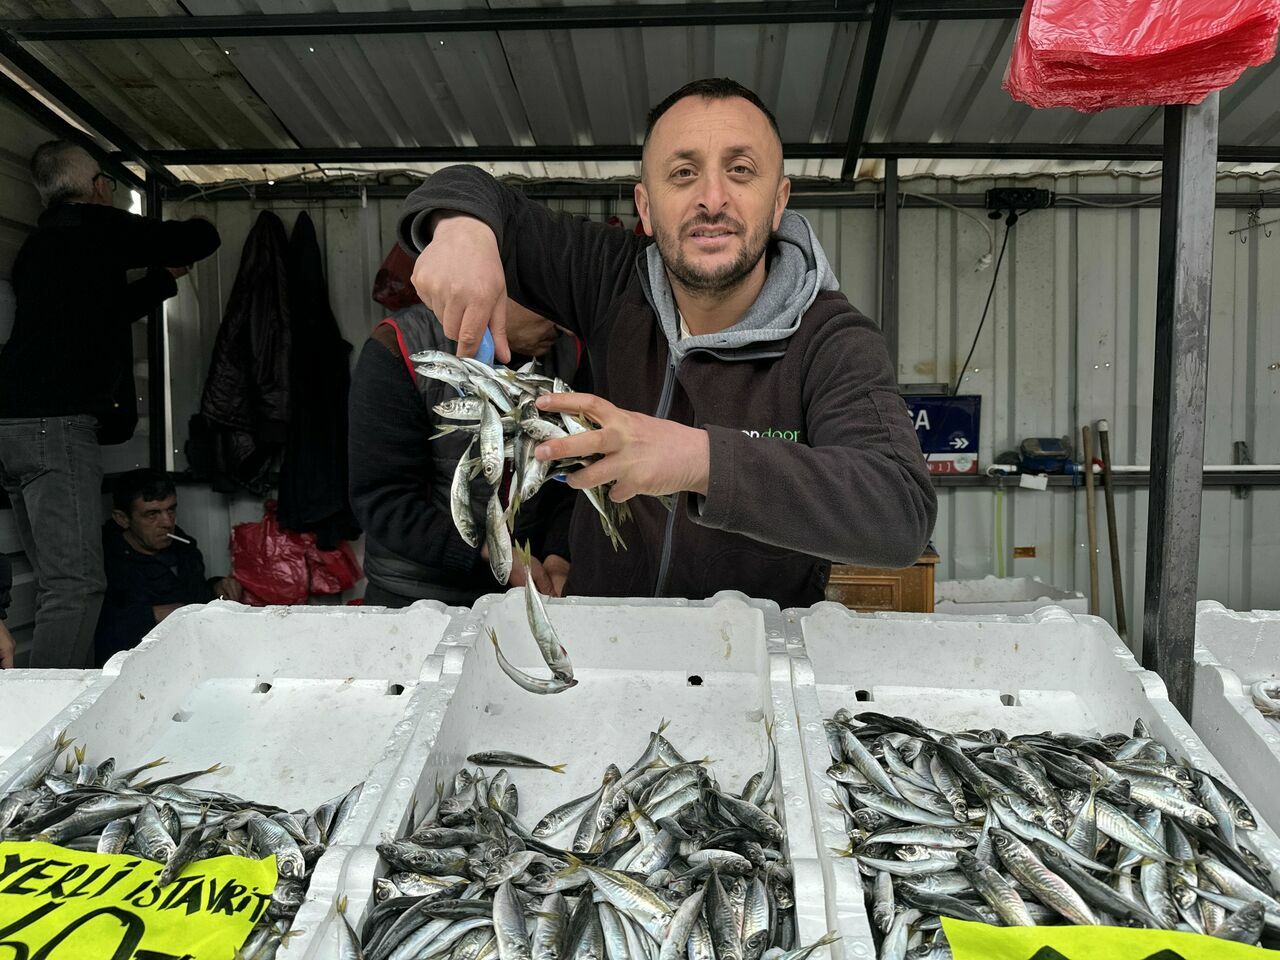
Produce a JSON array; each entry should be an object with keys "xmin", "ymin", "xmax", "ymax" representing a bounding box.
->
[{"xmin": 0, "ymin": 416, "xmax": 106, "ymax": 668}]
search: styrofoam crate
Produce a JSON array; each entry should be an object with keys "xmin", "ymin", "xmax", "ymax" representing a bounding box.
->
[
  {"xmin": 783, "ymin": 602, "xmax": 1280, "ymax": 960},
  {"xmin": 934, "ymin": 575, "xmax": 1088, "ymax": 616},
  {"xmin": 0, "ymin": 600, "xmax": 467, "ymax": 945},
  {"xmin": 0, "ymin": 669, "xmax": 111, "ymax": 770},
  {"xmin": 1193, "ymin": 600, "xmax": 1280, "ymax": 842},
  {"xmin": 299, "ymin": 590, "xmax": 830, "ymax": 959}
]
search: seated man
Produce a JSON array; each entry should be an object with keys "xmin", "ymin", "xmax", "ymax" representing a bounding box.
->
[{"xmin": 94, "ymin": 469, "xmax": 241, "ymax": 665}]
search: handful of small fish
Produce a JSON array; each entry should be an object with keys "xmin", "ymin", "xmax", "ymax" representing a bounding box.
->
[
  {"xmin": 823, "ymin": 710, "xmax": 1279, "ymax": 959},
  {"xmin": 336, "ymin": 722, "xmax": 839, "ymax": 960},
  {"xmin": 0, "ymin": 732, "xmax": 363, "ymax": 960},
  {"xmin": 413, "ymin": 349, "xmax": 643, "ymax": 582}
]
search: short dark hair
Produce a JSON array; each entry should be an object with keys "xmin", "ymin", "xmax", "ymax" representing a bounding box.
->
[
  {"xmin": 113, "ymin": 469, "xmax": 176, "ymax": 515},
  {"xmin": 643, "ymin": 78, "xmax": 782, "ymax": 148}
]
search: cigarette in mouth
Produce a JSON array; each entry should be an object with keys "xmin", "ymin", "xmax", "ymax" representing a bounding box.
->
[{"xmin": 166, "ymin": 532, "xmax": 192, "ymax": 544}]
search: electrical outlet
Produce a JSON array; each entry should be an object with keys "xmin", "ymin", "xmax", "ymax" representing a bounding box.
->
[{"xmin": 986, "ymin": 188, "xmax": 1055, "ymax": 211}]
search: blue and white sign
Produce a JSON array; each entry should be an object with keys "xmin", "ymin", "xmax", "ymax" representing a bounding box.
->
[{"xmin": 902, "ymin": 395, "xmax": 981, "ymax": 475}]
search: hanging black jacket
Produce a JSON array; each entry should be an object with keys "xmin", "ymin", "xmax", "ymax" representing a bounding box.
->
[
  {"xmin": 198, "ymin": 210, "xmax": 292, "ymax": 493},
  {"xmin": 277, "ymin": 212, "xmax": 359, "ymax": 548}
]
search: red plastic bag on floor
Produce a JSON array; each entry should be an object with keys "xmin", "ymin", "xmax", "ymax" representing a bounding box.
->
[
  {"xmin": 232, "ymin": 501, "xmax": 363, "ymax": 605},
  {"xmin": 1005, "ymin": 0, "xmax": 1280, "ymax": 110},
  {"xmin": 306, "ymin": 539, "xmax": 362, "ymax": 596},
  {"xmin": 231, "ymin": 500, "xmax": 310, "ymax": 605}
]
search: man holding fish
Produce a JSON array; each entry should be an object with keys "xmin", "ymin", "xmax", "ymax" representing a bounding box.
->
[{"xmin": 401, "ymin": 78, "xmax": 936, "ymax": 607}]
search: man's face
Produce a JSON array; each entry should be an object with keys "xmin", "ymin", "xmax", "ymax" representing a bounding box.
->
[
  {"xmin": 114, "ymin": 494, "xmax": 178, "ymax": 553},
  {"xmin": 635, "ymin": 96, "xmax": 790, "ymax": 297}
]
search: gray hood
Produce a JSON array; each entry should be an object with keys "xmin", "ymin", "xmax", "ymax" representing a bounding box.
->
[{"xmin": 639, "ymin": 209, "xmax": 839, "ymax": 361}]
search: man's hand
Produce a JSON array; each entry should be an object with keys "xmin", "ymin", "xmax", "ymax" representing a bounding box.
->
[
  {"xmin": 165, "ymin": 265, "xmax": 190, "ymax": 279},
  {"xmin": 216, "ymin": 577, "xmax": 243, "ymax": 602},
  {"xmin": 543, "ymin": 555, "xmax": 571, "ymax": 597},
  {"xmin": 153, "ymin": 602, "xmax": 184, "ymax": 623},
  {"xmin": 533, "ymin": 393, "xmax": 710, "ymax": 503},
  {"xmin": 0, "ymin": 622, "xmax": 15, "ymax": 669},
  {"xmin": 411, "ymin": 213, "xmax": 511, "ymax": 362}
]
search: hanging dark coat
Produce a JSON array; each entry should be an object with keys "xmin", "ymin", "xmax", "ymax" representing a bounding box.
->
[
  {"xmin": 276, "ymin": 212, "xmax": 359, "ymax": 548},
  {"xmin": 198, "ymin": 210, "xmax": 292, "ymax": 494}
]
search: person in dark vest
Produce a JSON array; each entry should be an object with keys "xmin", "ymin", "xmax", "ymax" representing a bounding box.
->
[
  {"xmin": 397, "ymin": 78, "xmax": 936, "ymax": 607},
  {"xmin": 349, "ymin": 300, "xmax": 582, "ymax": 607},
  {"xmin": 94, "ymin": 469, "xmax": 241, "ymax": 666},
  {"xmin": 0, "ymin": 141, "xmax": 219, "ymax": 667}
]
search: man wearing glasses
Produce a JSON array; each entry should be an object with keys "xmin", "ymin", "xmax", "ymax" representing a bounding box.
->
[{"xmin": 0, "ymin": 140, "xmax": 219, "ymax": 668}]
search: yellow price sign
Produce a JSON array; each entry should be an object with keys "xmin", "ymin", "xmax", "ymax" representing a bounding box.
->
[
  {"xmin": 943, "ymin": 917, "xmax": 1280, "ymax": 960},
  {"xmin": 0, "ymin": 840, "xmax": 277, "ymax": 960}
]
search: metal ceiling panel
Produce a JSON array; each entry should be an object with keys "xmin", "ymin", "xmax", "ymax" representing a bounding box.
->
[{"xmin": 2, "ymin": 2, "xmax": 1279, "ymax": 183}]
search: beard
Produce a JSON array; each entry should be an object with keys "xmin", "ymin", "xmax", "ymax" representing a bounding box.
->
[{"xmin": 652, "ymin": 212, "xmax": 773, "ymax": 297}]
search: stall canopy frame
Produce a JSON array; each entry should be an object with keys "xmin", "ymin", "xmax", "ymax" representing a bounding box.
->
[{"xmin": 0, "ymin": 1, "xmax": 1257, "ymax": 711}]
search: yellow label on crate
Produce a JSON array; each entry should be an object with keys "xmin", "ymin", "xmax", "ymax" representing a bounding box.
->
[
  {"xmin": 0, "ymin": 841, "xmax": 276, "ymax": 960},
  {"xmin": 943, "ymin": 917, "xmax": 1280, "ymax": 960}
]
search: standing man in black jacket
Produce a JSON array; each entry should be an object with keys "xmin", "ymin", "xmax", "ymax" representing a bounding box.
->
[{"xmin": 0, "ymin": 141, "xmax": 220, "ymax": 667}]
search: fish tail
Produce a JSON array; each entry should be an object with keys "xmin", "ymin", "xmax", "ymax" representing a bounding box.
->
[
  {"xmin": 830, "ymin": 843, "xmax": 855, "ymax": 858},
  {"xmin": 486, "ymin": 627, "xmax": 500, "ymax": 647},
  {"xmin": 548, "ymin": 763, "xmax": 567, "ymax": 775}
]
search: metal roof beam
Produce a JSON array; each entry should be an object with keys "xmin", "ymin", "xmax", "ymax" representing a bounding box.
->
[
  {"xmin": 0, "ymin": 32, "xmax": 175, "ymax": 186},
  {"xmin": 0, "ymin": 1, "xmax": 1025, "ymax": 40},
  {"xmin": 841, "ymin": 0, "xmax": 895, "ymax": 179},
  {"xmin": 2, "ymin": 3, "xmax": 873, "ymax": 39},
  {"xmin": 137, "ymin": 143, "xmax": 846, "ymax": 165}
]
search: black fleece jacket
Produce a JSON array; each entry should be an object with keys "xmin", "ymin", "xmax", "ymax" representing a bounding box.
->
[{"xmin": 397, "ymin": 167, "xmax": 936, "ymax": 607}]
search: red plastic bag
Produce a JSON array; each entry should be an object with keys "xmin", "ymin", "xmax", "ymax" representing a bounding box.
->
[
  {"xmin": 1005, "ymin": 0, "xmax": 1280, "ymax": 111},
  {"xmin": 371, "ymin": 244, "xmax": 420, "ymax": 310},
  {"xmin": 231, "ymin": 501, "xmax": 310, "ymax": 605},
  {"xmin": 306, "ymin": 539, "xmax": 362, "ymax": 596},
  {"xmin": 232, "ymin": 501, "xmax": 363, "ymax": 605}
]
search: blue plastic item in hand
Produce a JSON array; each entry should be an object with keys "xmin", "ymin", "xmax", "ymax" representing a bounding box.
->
[{"xmin": 475, "ymin": 328, "xmax": 496, "ymax": 366}]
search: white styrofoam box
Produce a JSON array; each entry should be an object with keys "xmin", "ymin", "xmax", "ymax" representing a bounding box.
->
[
  {"xmin": 933, "ymin": 575, "xmax": 1088, "ymax": 616},
  {"xmin": 0, "ymin": 669, "xmax": 111, "ymax": 771},
  {"xmin": 0, "ymin": 601, "xmax": 467, "ymax": 914},
  {"xmin": 300, "ymin": 590, "xmax": 830, "ymax": 959},
  {"xmin": 783, "ymin": 602, "xmax": 1280, "ymax": 960},
  {"xmin": 1192, "ymin": 600, "xmax": 1280, "ymax": 842}
]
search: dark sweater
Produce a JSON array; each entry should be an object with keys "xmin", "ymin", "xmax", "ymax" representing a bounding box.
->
[
  {"xmin": 0, "ymin": 203, "xmax": 220, "ymax": 443},
  {"xmin": 398, "ymin": 167, "xmax": 937, "ymax": 607},
  {"xmin": 94, "ymin": 522, "xmax": 215, "ymax": 665}
]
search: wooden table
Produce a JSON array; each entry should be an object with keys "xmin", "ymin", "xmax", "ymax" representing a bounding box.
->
[{"xmin": 824, "ymin": 549, "xmax": 940, "ymax": 613}]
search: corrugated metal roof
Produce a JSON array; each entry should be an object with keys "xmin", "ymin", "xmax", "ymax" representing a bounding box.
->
[{"xmin": 1, "ymin": 0, "xmax": 1278, "ymax": 183}]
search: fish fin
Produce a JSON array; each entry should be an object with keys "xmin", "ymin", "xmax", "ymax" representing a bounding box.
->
[
  {"xmin": 516, "ymin": 540, "xmax": 533, "ymax": 569},
  {"xmin": 830, "ymin": 843, "xmax": 855, "ymax": 858},
  {"xmin": 486, "ymin": 627, "xmax": 500, "ymax": 647},
  {"xmin": 548, "ymin": 763, "xmax": 567, "ymax": 775},
  {"xmin": 657, "ymin": 717, "xmax": 670, "ymax": 735},
  {"xmin": 74, "ymin": 744, "xmax": 86, "ymax": 765}
]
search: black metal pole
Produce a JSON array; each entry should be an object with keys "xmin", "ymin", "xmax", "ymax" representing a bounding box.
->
[
  {"xmin": 881, "ymin": 158, "xmax": 900, "ymax": 371},
  {"xmin": 144, "ymin": 176, "xmax": 168, "ymax": 472},
  {"xmin": 1142, "ymin": 95, "xmax": 1219, "ymax": 717}
]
